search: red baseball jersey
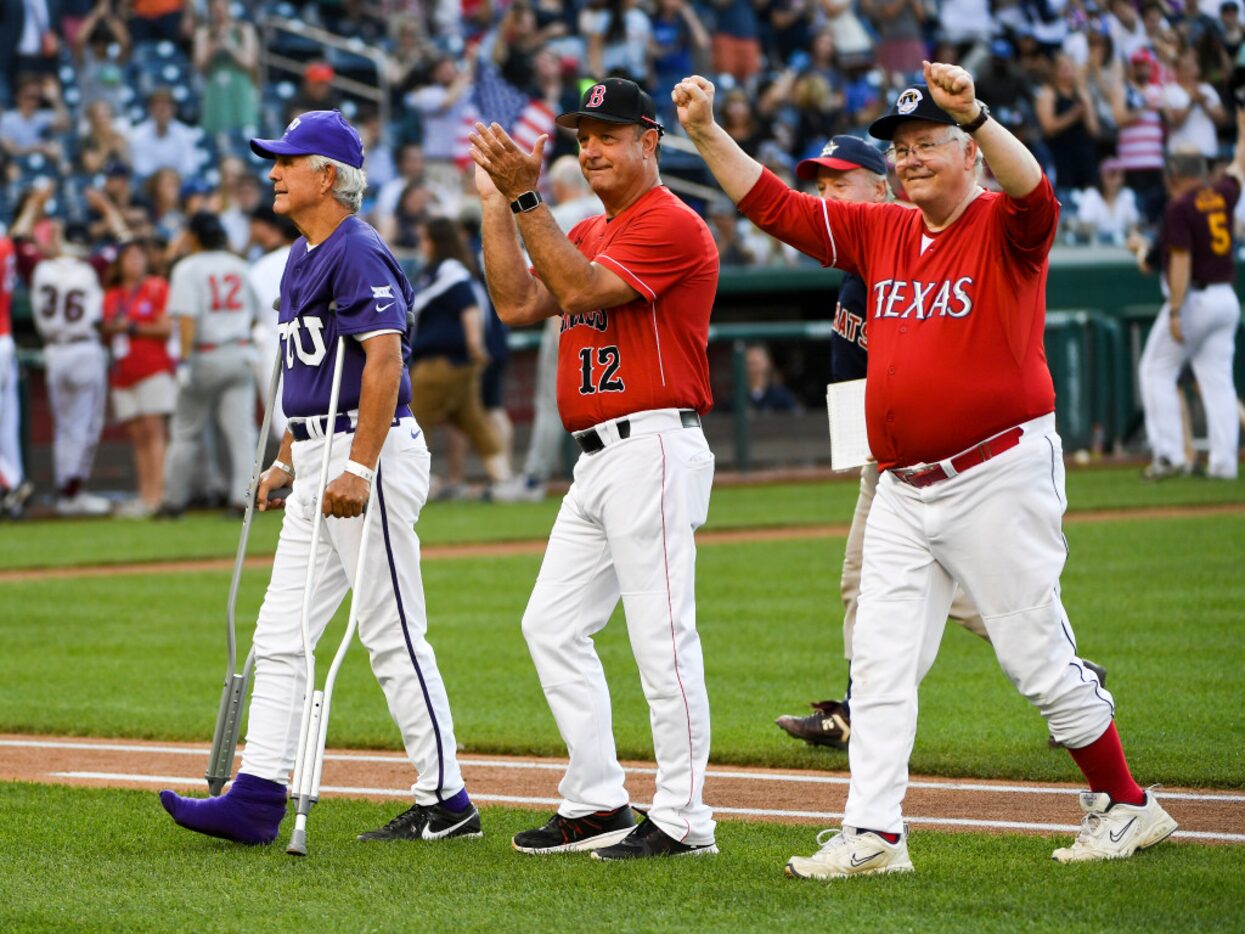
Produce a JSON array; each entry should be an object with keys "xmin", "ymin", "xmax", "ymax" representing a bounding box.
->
[
  {"xmin": 103, "ymin": 276, "xmax": 174, "ymax": 388},
  {"xmin": 556, "ymin": 185, "xmax": 718, "ymax": 432},
  {"xmin": 738, "ymin": 168, "xmax": 1059, "ymax": 470},
  {"xmin": 0, "ymin": 237, "xmax": 14, "ymax": 338}
]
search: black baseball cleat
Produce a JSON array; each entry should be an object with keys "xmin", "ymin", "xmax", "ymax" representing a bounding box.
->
[
  {"xmin": 591, "ymin": 816, "xmax": 718, "ymax": 861},
  {"xmin": 357, "ymin": 801, "xmax": 482, "ymax": 842},
  {"xmin": 775, "ymin": 699, "xmax": 851, "ymax": 749},
  {"xmin": 512, "ymin": 805, "xmax": 635, "ymax": 854}
]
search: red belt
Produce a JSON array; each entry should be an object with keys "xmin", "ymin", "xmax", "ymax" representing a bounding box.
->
[{"xmin": 891, "ymin": 426, "xmax": 1025, "ymax": 488}]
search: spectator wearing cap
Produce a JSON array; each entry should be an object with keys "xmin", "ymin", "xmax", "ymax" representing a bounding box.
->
[
  {"xmin": 128, "ymin": 87, "xmax": 204, "ymax": 181},
  {"xmin": 285, "ymin": 61, "xmax": 341, "ymax": 124},
  {"xmin": 1113, "ymin": 47, "xmax": 1168, "ymax": 223},
  {"xmin": 193, "ymin": 0, "xmax": 260, "ymax": 145},
  {"xmin": 1074, "ymin": 156, "xmax": 1142, "ymax": 244}
]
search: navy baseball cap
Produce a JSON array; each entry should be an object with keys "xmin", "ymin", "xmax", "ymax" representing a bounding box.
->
[
  {"xmin": 250, "ymin": 110, "xmax": 365, "ymax": 169},
  {"xmin": 556, "ymin": 77, "xmax": 665, "ymax": 137},
  {"xmin": 869, "ymin": 85, "xmax": 959, "ymax": 141},
  {"xmin": 796, "ymin": 135, "xmax": 887, "ymax": 180}
]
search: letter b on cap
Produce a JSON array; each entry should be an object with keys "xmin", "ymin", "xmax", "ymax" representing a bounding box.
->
[{"xmin": 587, "ymin": 84, "xmax": 607, "ymax": 108}]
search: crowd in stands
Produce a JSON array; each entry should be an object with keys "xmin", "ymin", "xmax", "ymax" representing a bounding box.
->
[{"xmin": 2, "ymin": 0, "xmax": 1244, "ymax": 511}]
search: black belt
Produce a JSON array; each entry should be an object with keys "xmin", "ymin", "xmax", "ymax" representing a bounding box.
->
[
  {"xmin": 575, "ymin": 409, "xmax": 701, "ymax": 455},
  {"xmin": 290, "ymin": 405, "xmax": 412, "ymax": 441},
  {"xmin": 51, "ymin": 335, "xmax": 96, "ymax": 345}
]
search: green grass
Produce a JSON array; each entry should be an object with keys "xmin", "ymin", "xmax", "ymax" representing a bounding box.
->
[
  {"xmin": 0, "ymin": 467, "xmax": 1240, "ymax": 571},
  {"xmin": 0, "ymin": 784, "xmax": 1240, "ymax": 932},
  {"xmin": 1, "ymin": 516, "xmax": 1241, "ymax": 787}
]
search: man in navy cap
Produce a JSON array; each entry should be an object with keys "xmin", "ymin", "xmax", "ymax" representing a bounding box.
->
[
  {"xmin": 159, "ymin": 110, "xmax": 482, "ymax": 847},
  {"xmin": 676, "ymin": 64, "xmax": 1174, "ymax": 877}
]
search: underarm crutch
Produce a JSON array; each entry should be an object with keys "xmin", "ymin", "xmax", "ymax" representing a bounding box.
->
[
  {"xmin": 206, "ymin": 346, "xmax": 283, "ymax": 796},
  {"xmin": 285, "ymin": 335, "xmax": 366, "ymax": 857}
]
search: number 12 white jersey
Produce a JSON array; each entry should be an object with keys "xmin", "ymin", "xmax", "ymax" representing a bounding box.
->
[{"xmin": 30, "ymin": 257, "xmax": 104, "ymax": 344}]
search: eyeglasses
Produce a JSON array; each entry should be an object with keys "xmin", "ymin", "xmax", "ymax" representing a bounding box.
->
[{"xmin": 886, "ymin": 138, "xmax": 957, "ymax": 163}]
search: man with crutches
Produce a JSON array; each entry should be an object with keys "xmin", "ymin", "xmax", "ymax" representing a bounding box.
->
[{"xmin": 159, "ymin": 110, "xmax": 480, "ymax": 849}]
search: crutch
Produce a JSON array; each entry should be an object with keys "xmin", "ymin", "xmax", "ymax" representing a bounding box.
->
[
  {"xmin": 205, "ymin": 345, "xmax": 283, "ymax": 796},
  {"xmin": 285, "ymin": 335, "xmax": 362, "ymax": 856}
]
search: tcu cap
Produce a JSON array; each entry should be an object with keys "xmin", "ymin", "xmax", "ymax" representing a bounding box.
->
[
  {"xmin": 250, "ymin": 109, "xmax": 365, "ymax": 169},
  {"xmin": 556, "ymin": 77, "xmax": 665, "ymax": 136},
  {"xmin": 796, "ymin": 135, "xmax": 887, "ymax": 180},
  {"xmin": 868, "ymin": 85, "xmax": 959, "ymax": 141}
]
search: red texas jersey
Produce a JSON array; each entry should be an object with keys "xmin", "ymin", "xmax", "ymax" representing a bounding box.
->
[
  {"xmin": 556, "ymin": 185, "xmax": 718, "ymax": 432},
  {"xmin": 739, "ymin": 168, "xmax": 1059, "ymax": 470}
]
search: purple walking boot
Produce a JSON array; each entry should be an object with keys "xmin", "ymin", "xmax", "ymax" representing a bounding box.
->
[{"xmin": 159, "ymin": 773, "xmax": 288, "ymax": 844}]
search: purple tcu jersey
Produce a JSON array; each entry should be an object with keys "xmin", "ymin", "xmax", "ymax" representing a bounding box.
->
[{"xmin": 277, "ymin": 215, "xmax": 414, "ymax": 417}]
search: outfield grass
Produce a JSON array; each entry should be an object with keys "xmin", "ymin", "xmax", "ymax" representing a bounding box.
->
[
  {"xmin": 0, "ymin": 467, "xmax": 1240, "ymax": 571},
  {"xmin": 0, "ymin": 784, "xmax": 1240, "ymax": 933},
  {"xmin": 2, "ymin": 515, "xmax": 1241, "ymax": 787}
]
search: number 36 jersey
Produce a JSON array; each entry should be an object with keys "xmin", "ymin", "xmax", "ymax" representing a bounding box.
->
[
  {"xmin": 168, "ymin": 250, "xmax": 260, "ymax": 347},
  {"xmin": 556, "ymin": 185, "xmax": 718, "ymax": 432},
  {"xmin": 30, "ymin": 256, "xmax": 104, "ymax": 344}
]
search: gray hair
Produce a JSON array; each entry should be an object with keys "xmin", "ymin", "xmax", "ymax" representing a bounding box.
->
[
  {"xmin": 946, "ymin": 126, "xmax": 985, "ymax": 172},
  {"xmin": 307, "ymin": 153, "xmax": 368, "ymax": 212}
]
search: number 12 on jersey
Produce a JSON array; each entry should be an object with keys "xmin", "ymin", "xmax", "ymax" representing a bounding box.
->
[{"xmin": 578, "ymin": 345, "xmax": 625, "ymax": 395}]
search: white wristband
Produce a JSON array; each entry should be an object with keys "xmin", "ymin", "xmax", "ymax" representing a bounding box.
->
[
  {"xmin": 271, "ymin": 459, "xmax": 294, "ymax": 478},
  {"xmin": 344, "ymin": 460, "xmax": 375, "ymax": 484}
]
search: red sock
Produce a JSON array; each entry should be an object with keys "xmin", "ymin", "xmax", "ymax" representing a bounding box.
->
[
  {"xmin": 1068, "ymin": 722, "xmax": 1146, "ymax": 806},
  {"xmin": 860, "ymin": 828, "xmax": 901, "ymax": 844}
]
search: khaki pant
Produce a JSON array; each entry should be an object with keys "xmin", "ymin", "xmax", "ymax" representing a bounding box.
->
[{"xmin": 409, "ymin": 357, "xmax": 501, "ymax": 458}]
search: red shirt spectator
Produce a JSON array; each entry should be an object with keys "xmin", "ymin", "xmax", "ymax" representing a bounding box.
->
[{"xmin": 103, "ymin": 274, "xmax": 173, "ymax": 388}]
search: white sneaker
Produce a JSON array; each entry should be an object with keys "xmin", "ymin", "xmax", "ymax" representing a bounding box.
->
[
  {"xmin": 490, "ymin": 475, "xmax": 546, "ymax": 503},
  {"xmin": 1051, "ymin": 789, "xmax": 1178, "ymax": 863},
  {"xmin": 115, "ymin": 499, "xmax": 156, "ymax": 519},
  {"xmin": 56, "ymin": 492, "xmax": 112, "ymax": 517},
  {"xmin": 785, "ymin": 826, "xmax": 914, "ymax": 880}
]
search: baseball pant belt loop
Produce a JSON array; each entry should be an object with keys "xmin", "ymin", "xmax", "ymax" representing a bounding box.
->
[
  {"xmin": 574, "ymin": 408, "xmax": 701, "ymax": 455},
  {"xmin": 288, "ymin": 404, "xmax": 413, "ymax": 441},
  {"xmin": 891, "ymin": 424, "xmax": 1026, "ymax": 488}
]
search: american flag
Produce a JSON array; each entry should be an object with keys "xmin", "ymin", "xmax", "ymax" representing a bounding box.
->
[{"xmin": 454, "ymin": 63, "xmax": 556, "ymax": 168}]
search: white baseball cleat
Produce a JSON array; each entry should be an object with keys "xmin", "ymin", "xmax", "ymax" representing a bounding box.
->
[
  {"xmin": 1051, "ymin": 788, "xmax": 1178, "ymax": 863},
  {"xmin": 56, "ymin": 492, "xmax": 112, "ymax": 517},
  {"xmin": 785, "ymin": 825, "xmax": 915, "ymax": 880}
]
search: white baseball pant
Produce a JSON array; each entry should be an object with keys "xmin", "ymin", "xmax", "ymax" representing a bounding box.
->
[
  {"xmin": 844, "ymin": 414, "xmax": 1115, "ymax": 834},
  {"xmin": 43, "ymin": 342, "xmax": 107, "ymax": 488},
  {"xmin": 521, "ymin": 409, "xmax": 716, "ymax": 845},
  {"xmin": 1139, "ymin": 285, "xmax": 1241, "ymax": 479},
  {"xmin": 0, "ymin": 335, "xmax": 24, "ymax": 488},
  {"xmin": 240, "ymin": 416, "xmax": 467, "ymax": 805},
  {"xmin": 841, "ymin": 460, "xmax": 988, "ymax": 663}
]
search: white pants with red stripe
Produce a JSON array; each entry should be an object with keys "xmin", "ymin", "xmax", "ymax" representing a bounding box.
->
[
  {"xmin": 844, "ymin": 414, "xmax": 1115, "ymax": 834},
  {"xmin": 1139, "ymin": 285, "xmax": 1241, "ymax": 479},
  {"xmin": 521, "ymin": 409, "xmax": 716, "ymax": 845},
  {"xmin": 240, "ymin": 416, "xmax": 467, "ymax": 806}
]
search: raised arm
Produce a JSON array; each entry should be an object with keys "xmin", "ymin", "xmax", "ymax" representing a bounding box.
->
[
  {"xmin": 672, "ymin": 75, "xmax": 764, "ymax": 204},
  {"xmin": 924, "ymin": 61, "xmax": 1043, "ymax": 199}
]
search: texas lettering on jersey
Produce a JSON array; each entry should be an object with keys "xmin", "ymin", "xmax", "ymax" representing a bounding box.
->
[{"xmin": 870, "ymin": 277, "xmax": 975, "ymax": 319}]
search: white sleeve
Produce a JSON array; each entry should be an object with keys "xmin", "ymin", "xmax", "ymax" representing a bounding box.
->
[{"xmin": 166, "ymin": 260, "xmax": 198, "ymax": 318}]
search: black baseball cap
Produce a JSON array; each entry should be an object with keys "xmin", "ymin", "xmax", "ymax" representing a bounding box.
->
[
  {"xmin": 556, "ymin": 77, "xmax": 665, "ymax": 137},
  {"xmin": 796, "ymin": 135, "xmax": 887, "ymax": 179},
  {"xmin": 869, "ymin": 85, "xmax": 959, "ymax": 141}
]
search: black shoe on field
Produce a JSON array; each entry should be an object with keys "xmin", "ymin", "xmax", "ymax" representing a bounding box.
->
[
  {"xmin": 591, "ymin": 816, "xmax": 719, "ymax": 861},
  {"xmin": 1049, "ymin": 659, "xmax": 1110, "ymax": 748},
  {"xmin": 357, "ymin": 802, "xmax": 482, "ymax": 842},
  {"xmin": 775, "ymin": 699, "xmax": 851, "ymax": 749},
  {"xmin": 512, "ymin": 805, "xmax": 635, "ymax": 854}
]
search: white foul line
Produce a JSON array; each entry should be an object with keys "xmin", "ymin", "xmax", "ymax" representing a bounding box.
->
[
  {"xmin": 48, "ymin": 771, "xmax": 1245, "ymax": 844},
  {"xmin": 8, "ymin": 737, "xmax": 1242, "ymax": 804}
]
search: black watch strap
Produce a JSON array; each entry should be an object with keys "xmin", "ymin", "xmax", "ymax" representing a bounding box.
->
[
  {"xmin": 957, "ymin": 101, "xmax": 990, "ymax": 134},
  {"xmin": 510, "ymin": 190, "xmax": 543, "ymax": 214}
]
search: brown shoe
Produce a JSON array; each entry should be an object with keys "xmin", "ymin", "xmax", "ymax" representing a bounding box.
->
[{"xmin": 775, "ymin": 699, "xmax": 850, "ymax": 749}]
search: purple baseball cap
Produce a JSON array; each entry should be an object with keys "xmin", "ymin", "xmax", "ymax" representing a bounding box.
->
[
  {"xmin": 795, "ymin": 135, "xmax": 887, "ymax": 180},
  {"xmin": 249, "ymin": 110, "xmax": 365, "ymax": 169}
]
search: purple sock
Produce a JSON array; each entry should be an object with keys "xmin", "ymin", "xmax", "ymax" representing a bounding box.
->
[
  {"xmin": 159, "ymin": 773, "xmax": 288, "ymax": 845},
  {"xmin": 440, "ymin": 789, "xmax": 471, "ymax": 813}
]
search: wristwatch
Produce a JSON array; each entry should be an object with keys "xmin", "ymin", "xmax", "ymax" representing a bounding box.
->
[
  {"xmin": 510, "ymin": 190, "xmax": 543, "ymax": 214},
  {"xmin": 957, "ymin": 101, "xmax": 991, "ymax": 134}
]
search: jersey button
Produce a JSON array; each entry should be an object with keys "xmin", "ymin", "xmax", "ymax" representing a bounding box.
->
[
  {"xmin": 899, "ymin": 326, "xmax": 908, "ymax": 334},
  {"xmin": 887, "ymin": 365, "xmax": 896, "ymax": 375},
  {"xmin": 886, "ymin": 413, "xmax": 895, "ymax": 422}
]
